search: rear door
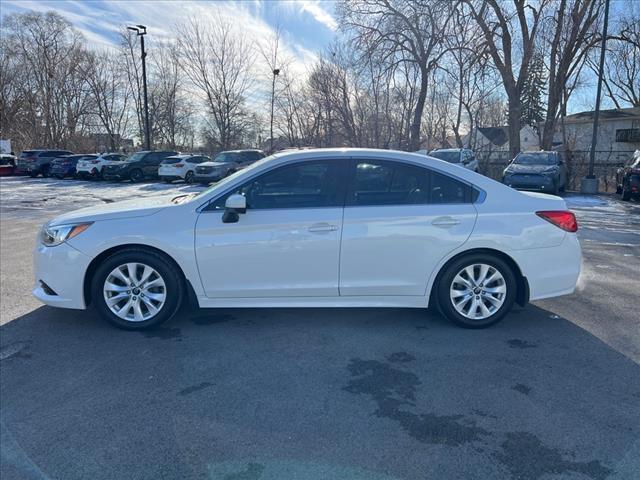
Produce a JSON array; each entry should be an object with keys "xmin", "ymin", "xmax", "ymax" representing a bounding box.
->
[{"xmin": 339, "ymin": 158, "xmax": 478, "ymax": 296}]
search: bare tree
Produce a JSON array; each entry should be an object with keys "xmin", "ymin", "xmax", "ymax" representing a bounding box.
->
[
  {"xmin": 464, "ymin": 0, "xmax": 549, "ymax": 157},
  {"xmin": 2, "ymin": 11, "xmax": 92, "ymax": 150},
  {"xmin": 150, "ymin": 44, "xmax": 195, "ymax": 150},
  {"xmin": 539, "ymin": 0, "xmax": 603, "ymax": 149},
  {"xmin": 82, "ymin": 51, "xmax": 133, "ymax": 151},
  {"xmin": 604, "ymin": 4, "xmax": 640, "ymax": 107},
  {"xmin": 338, "ymin": 0, "xmax": 454, "ymax": 150},
  {"xmin": 177, "ymin": 16, "xmax": 255, "ymax": 150}
]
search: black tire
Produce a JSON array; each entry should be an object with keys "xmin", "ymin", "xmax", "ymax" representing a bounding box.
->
[
  {"xmin": 185, "ymin": 171, "xmax": 194, "ymax": 184},
  {"xmin": 622, "ymin": 187, "xmax": 631, "ymax": 201},
  {"xmin": 616, "ymin": 185, "xmax": 623, "ymax": 194},
  {"xmin": 91, "ymin": 248, "xmax": 184, "ymax": 330},
  {"xmin": 29, "ymin": 171, "xmax": 39, "ymax": 178},
  {"xmin": 41, "ymin": 165, "xmax": 50, "ymax": 178},
  {"xmin": 164, "ymin": 178, "xmax": 173, "ymax": 184},
  {"xmin": 129, "ymin": 169, "xmax": 144, "ymax": 183},
  {"xmin": 436, "ymin": 253, "xmax": 517, "ymax": 329}
]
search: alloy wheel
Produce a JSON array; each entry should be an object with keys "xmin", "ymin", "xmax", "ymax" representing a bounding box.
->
[
  {"xmin": 103, "ymin": 262, "xmax": 167, "ymax": 322},
  {"xmin": 449, "ymin": 263, "xmax": 506, "ymax": 320}
]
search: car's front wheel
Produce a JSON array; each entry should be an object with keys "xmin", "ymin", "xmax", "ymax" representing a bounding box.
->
[
  {"xmin": 185, "ymin": 171, "xmax": 194, "ymax": 184},
  {"xmin": 91, "ymin": 249, "xmax": 184, "ymax": 330},
  {"xmin": 129, "ymin": 169, "xmax": 144, "ymax": 183},
  {"xmin": 436, "ymin": 254, "xmax": 516, "ymax": 328}
]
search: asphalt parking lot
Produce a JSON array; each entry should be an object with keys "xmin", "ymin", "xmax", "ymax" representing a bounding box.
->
[{"xmin": 1, "ymin": 176, "xmax": 639, "ymax": 480}]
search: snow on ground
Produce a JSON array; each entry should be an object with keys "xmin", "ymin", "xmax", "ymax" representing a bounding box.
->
[
  {"xmin": 563, "ymin": 193, "xmax": 640, "ymax": 247},
  {"xmin": 0, "ymin": 176, "xmax": 207, "ymax": 219}
]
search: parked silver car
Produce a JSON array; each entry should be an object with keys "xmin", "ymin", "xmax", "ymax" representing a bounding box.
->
[{"xmin": 502, "ymin": 151, "xmax": 567, "ymax": 194}]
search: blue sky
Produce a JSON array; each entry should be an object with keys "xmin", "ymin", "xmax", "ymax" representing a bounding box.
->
[{"xmin": 1, "ymin": 0, "xmax": 338, "ymax": 73}]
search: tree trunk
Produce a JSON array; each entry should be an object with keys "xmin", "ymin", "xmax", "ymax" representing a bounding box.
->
[
  {"xmin": 507, "ymin": 94, "xmax": 522, "ymax": 158},
  {"xmin": 409, "ymin": 71, "xmax": 429, "ymax": 152}
]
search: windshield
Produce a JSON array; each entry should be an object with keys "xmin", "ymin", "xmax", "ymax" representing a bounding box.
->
[
  {"xmin": 126, "ymin": 152, "xmax": 146, "ymax": 162},
  {"xmin": 429, "ymin": 151, "xmax": 461, "ymax": 163},
  {"xmin": 513, "ymin": 153, "xmax": 556, "ymax": 165},
  {"xmin": 213, "ymin": 152, "xmax": 238, "ymax": 163}
]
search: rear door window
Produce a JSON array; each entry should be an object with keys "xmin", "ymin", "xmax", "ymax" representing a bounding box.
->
[{"xmin": 348, "ymin": 159, "xmax": 476, "ymax": 206}]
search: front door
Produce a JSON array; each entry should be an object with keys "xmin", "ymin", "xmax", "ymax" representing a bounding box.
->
[
  {"xmin": 339, "ymin": 159, "xmax": 477, "ymax": 296},
  {"xmin": 195, "ymin": 159, "xmax": 347, "ymax": 298}
]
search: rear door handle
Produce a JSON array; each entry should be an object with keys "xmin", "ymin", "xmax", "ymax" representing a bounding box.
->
[
  {"xmin": 432, "ymin": 216, "xmax": 461, "ymax": 227},
  {"xmin": 308, "ymin": 223, "xmax": 339, "ymax": 233}
]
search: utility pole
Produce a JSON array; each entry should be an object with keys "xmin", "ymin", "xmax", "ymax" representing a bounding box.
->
[
  {"xmin": 127, "ymin": 25, "xmax": 151, "ymax": 151},
  {"xmin": 270, "ymin": 68, "xmax": 280, "ymax": 154},
  {"xmin": 581, "ymin": 0, "xmax": 610, "ymax": 194}
]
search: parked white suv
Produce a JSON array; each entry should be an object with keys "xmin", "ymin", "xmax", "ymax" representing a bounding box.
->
[
  {"xmin": 76, "ymin": 153, "xmax": 127, "ymax": 179},
  {"xmin": 33, "ymin": 148, "xmax": 581, "ymax": 330},
  {"xmin": 158, "ymin": 154, "xmax": 211, "ymax": 183}
]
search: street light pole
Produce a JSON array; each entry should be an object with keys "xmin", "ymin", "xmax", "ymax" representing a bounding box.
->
[
  {"xmin": 128, "ymin": 25, "xmax": 151, "ymax": 151},
  {"xmin": 270, "ymin": 68, "xmax": 280, "ymax": 154},
  {"xmin": 581, "ymin": 0, "xmax": 610, "ymax": 194}
]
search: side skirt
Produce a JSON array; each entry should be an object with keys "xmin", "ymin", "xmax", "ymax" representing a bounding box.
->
[{"xmin": 196, "ymin": 295, "xmax": 429, "ymax": 309}]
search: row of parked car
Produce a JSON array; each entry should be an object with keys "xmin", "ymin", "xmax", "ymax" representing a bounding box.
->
[{"xmin": 9, "ymin": 149, "xmax": 266, "ymax": 184}]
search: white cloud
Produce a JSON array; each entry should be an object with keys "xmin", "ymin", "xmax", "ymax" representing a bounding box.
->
[{"xmin": 294, "ymin": 1, "xmax": 338, "ymax": 31}]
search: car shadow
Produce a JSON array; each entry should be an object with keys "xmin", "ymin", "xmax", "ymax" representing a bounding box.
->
[{"xmin": 1, "ymin": 304, "xmax": 639, "ymax": 480}]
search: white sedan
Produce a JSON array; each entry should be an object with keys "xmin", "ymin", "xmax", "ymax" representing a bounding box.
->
[{"xmin": 33, "ymin": 148, "xmax": 581, "ymax": 330}]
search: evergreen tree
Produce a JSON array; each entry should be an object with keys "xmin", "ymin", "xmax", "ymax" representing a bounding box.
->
[{"xmin": 520, "ymin": 51, "xmax": 547, "ymax": 130}]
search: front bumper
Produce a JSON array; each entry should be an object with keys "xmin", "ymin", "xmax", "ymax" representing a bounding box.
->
[
  {"xmin": 32, "ymin": 241, "xmax": 93, "ymax": 310},
  {"xmin": 503, "ymin": 174, "xmax": 556, "ymax": 191}
]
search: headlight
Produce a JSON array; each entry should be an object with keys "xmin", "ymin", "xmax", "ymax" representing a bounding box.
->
[{"xmin": 41, "ymin": 222, "xmax": 92, "ymax": 247}]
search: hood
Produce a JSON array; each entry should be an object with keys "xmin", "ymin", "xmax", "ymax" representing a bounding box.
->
[
  {"xmin": 505, "ymin": 163, "xmax": 558, "ymax": 174},
  {"xmin": 50, "ymin": 194, "xmax": 175, "ymax": 225}
]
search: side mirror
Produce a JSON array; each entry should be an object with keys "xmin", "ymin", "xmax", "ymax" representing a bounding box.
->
[{"xmin": 222, "ymin": 194, "xmax": 246, "ymax": 223}]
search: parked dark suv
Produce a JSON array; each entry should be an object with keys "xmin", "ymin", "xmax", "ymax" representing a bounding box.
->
[
  {"xmin": 616, "ymin": 150, "xmax": 640, "ymax": 201},
  {"xmin": 16, "ymin": 149, "xmax": 74, "ymax": 177},
  {"xmin": 102, "ymin": 150, "xmax": 178, "ymax": 182},
  {"xmin": 502, "ymin": 151, "xmax": 567, "ymax": 194}
]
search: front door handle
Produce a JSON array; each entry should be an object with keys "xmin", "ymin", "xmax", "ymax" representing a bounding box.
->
[
  {"xmin": 432, "ymin": 216, "xmax": 461, "ymax": 227},
  {"xmin": 308, "ymin": 223, "xmax": 339, "ymax": 233}
]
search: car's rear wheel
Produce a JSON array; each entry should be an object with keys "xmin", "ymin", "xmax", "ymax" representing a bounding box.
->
[
  {"xmin": 436, "ymin": 254, "xmax": 516, "ymax": 329},
  {"xmin": 622, "ymin": 185, "xmax": 631, "ymax": 201},
  {"xmin": 91, "ymin": 249, "xmax": 184, "ymax": 330},
  {"xmin": 129, "ymin": 169, "xmax": 143, "ymax": 183}
]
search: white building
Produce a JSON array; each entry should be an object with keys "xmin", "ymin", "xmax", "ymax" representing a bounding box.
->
[
  {"xmin": 551, "ymin": 107, "xmax": 640, "ymax": 164},
  {"xmin": 471, "ymin": 125, "xmax": 540, "ymax": 162}
]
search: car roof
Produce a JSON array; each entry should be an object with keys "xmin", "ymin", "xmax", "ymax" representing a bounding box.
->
[
  {"xmin": 217, "ymin": 149, "xmax": 263, "ymax": 153},
  {"xmin": 430, "ymin": 148, "xmax": 463, "ymax": 152}
]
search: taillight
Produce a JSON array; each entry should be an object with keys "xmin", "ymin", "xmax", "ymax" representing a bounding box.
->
[
  {"xmin": 536, "ymin": 210, "xmax": 578, "ymax": 232},
  {"xmin": 174, "ymin": 163, "xmax": 184, "ymax": 167}
]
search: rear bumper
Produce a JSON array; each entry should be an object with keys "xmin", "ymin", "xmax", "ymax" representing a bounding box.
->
[
  {"xmin": 159, "ymin": 175, "xmax": 182, "ymax": 182},
  {"xmin": 510, "ymin": 234, "xmax": 582, "ymax": 301},
  {"xmin": 193, "ymin": 174, "xmax": 222, "ymax": 183},
  {"xmin": 32, "ymin": 241, "xmax": 92, "ymax": 310}
]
